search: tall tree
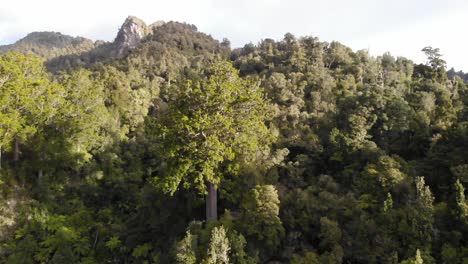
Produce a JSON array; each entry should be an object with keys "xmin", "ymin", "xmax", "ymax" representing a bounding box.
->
[
  {"xmin": 421, "ymin": 47, "xmax": 446, "ymax": 70},
  {"xmin": 0, "ymin": 53, "xmax": 62, "ymax": 167},
  {"xmin": 150, "ymin": 61, "xmax": 272, "ymax": 221}
]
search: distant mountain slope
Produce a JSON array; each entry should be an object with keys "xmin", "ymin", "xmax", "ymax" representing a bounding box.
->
[
  {"xmin": 0, "ymin": 31, "xmax": 100, "ymax": 60},
  {"xmin": 448, "ymin": 67, "xmax": 468, "ymax": 83},
  {"xmin": 46, "ymin": 17, "xmax": 229, "ymax": 73}
]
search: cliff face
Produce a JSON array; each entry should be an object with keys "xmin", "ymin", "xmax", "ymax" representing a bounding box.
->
[
  {"xmin": 0, "ymin": 16, "xmax": 166, "ymax": 61},
  {"xmin": 110, "ymin": 16, "xmax": 164, "ymax": 58}
]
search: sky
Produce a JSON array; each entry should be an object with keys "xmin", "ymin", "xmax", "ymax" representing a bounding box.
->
[{"xmin": 1, "ymin": 0, "xmax": 467, "ymax": 70}]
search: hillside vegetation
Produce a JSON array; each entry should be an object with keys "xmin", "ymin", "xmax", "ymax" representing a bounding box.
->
[
  {"xmin": 0, "ymin": 32, "xmax": 98, "ymax": 60},
  {"xmin": 0, "ymin": 17, "xmax": 466, "ymax": 263}
]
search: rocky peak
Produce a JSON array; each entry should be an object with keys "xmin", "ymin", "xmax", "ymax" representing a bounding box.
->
[{"xmin": 111, "ymin": 16, "xmax": 164, "ymax": 58}]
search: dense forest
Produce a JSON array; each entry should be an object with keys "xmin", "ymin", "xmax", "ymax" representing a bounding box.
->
[{"xmin": 0, "ymin": 16, "xmax": 467, "ymax": 264}]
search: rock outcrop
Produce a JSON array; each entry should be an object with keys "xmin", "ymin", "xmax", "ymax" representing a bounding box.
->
[
  {"xmin": 0, "ymin": 16, "xmax": 165, "ymax": 61},
  {"xmin": 110, "ymin": 16, "xmax": 164, "ymax": 58}
]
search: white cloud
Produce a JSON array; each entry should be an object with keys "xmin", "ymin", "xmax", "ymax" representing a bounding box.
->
[
  {"xmin": 347, "ymin": 5, "xmax": 468, "ymax": 70},
  {"xmin": 0, "ymin": 0, "xmax": 467, "ymax": 70}
]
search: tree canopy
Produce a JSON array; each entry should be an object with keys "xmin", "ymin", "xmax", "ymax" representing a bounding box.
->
[{"xmin": 0, "ymin": 19, "xmax": 467, "ymax": 264}]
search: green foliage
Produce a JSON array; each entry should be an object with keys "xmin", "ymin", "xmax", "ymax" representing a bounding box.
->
[
  {"xmin": 6, "ymin": 205, "xmax": 95, "ymax": 263},
  {"xmin": 175, "ymin": 231, "xmax": 197, "ymax": 264},
  {"xmin": 0, "ymin": 53, "xmax": 63, "ymax": 153},
  {"xmin": 174, "ymin": 222, "xmax": 254, "ymax": 264},
  {"xmin": 205, "ymin": 226, "xmax": 230, "ymax": 264},
  {"xmin": 291, "ymin": 251, "xmax": 320, "ymax": 264},
  {"xmin": 383, "ymin": 192, "xmax": 394, "ymax": 213},
  {"xmin": 415, "ymin": 176, "xmax": 434, "ymax": 214},
  {"xmin": 132, "ymin": 243, "xmax": 152, "ymax": 258},
  {"xmin": 319, "ymin": 217, "xmax": 342, "ymax": 249},
  {"xmin": 454, "ymin": 179, "xmax": 468, "ymax": 223},
  {"xmin": 0, "ymin": 32, "xmax": 96, "ymax": 60},
  {"xmin": 105, "ymin": 236, "xmax": 121, "ymax": 250},
  {"xmin": 401, "ymin": 249, "xmax": 423, "ymax": 264},
  {"xmin": 57, "ymin": 69, "xmax": 118, "ymax": 159},
  {"xmin": 440, "ymin": 243, "xmax": 457, "ymax": 263},
  {"xmin": 150, "ymin": 61, "xmax": 272, "ymax": 194},
  {"xmin": 363, "ymin": 155, "xmax": 406, "ymax": 190},
  {"xmin": 1, "ymin": 17, "xmax": 467, "ymax": 264},
  {"xmin": 239, "ymin": 185, "xmax": 285, "ymax": 252},
  {"xmin": 422, "ymin": 47, "xmax": 446, "ymax": 70}
]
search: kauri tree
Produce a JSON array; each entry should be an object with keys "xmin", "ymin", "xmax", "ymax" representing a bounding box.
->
[
  {"xmin": 150, "ymin": 61, "xmax": 272, "ymax": 221},
  {"xmin": 0, "ymin": 53, "xmax": 63, "ymax": 169}
]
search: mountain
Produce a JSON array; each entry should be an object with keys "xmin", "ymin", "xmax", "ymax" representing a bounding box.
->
[
  {"xmin": 0, "ymin": 16, "xmax": 166, "ymax": 63},
  {"xmin": 448, "ymin": 67, "xmax": 468, "ymax": 83},
  {"xmin": 0, "ymin": 31, "xmax": 99, "ymax": 60},
  {"xmin": 46, "ymin": 17, "xmax": 229, "ymax": 73},
  {"xmin": 1, "ymin": 16, "xmax": 228, "ymax": 75},
  {"xmin": 1, "ymin": 14, "xmax": 468, "ymax": 264}
]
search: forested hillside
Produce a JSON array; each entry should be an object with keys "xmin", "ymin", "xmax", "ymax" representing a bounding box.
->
[
  {"xmin": 0, "ymin": 16, "xmax": 466, "ymax": 264},
  {"xmin": 0, "ymin": 32, "xmax": 99, "ymax": 60}
]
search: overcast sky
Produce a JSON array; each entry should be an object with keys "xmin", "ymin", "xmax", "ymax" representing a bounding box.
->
[{"xmin": 1, "ymin": 0, "xmax": 467, "ymax": 70}]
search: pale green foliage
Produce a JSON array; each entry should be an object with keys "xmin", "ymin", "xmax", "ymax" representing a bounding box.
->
[
  {"xmin": 264, "ymin": 72, "xmax": 304, "ymax": 108},
  {"xmin": 205, "ymin": 226, "xmax": 230, "ymax": 264},
  {"xmin": 219, "ymin": 212, "xmax": 251, "ymax": 264},
  {"xmin": 364, "ymin": 155, "xmax": 406, "ymax": 189},
  {"xmin": 346, "ymin": 106, "xmax": 377, "ymax": 148},
  {"xmin": 58, "ymin": 69, "xmax": 118, "ymax": 160},
  {"xmin": 415, "ymin": 176, "xmax": 434, "ymax": 212},
  {"xmin": 401, "ymin": 249, "xmax": 423, "ymax": 264},
  {"xmin": 422, "ymin": 47, "xmax": 446, "ymax": 70},
  {"xmin": 152, "ymin": 61, "xmax": 272, "ymax": 194},
  {"xmin": 132, "ymin": 243, "xmax": 152, "ymax": 258},
  {"xmin": 326, "ymin": 41, "xmax": 353, "ymax": 69},
  {"xmin": 175, "ymin": 231, "xmax": 197, "ymax": 264},
  {"xmin": 454, "ymin": 179, "xmax": 468, "ymax": 222},
  {"xmin": 329, "ymin": 104, "xmax": 378, "ymax": 153},
  {"xmin": 98, "ymin": 65, "xmax": 162, "ymax": 131},
  {"xmin": 383, "ymin": 192, "xmax": 394, "ymax": 213},
  {"xmin": 176, "ymin": 219, "xmax": 252, "ymax": 264},
  {"xmin": 239, "ymin": 185, "xmax": 284, "ymax": 250},
  {"xmin": 105, "ymin": 236, "xmax": 121, "ymax": 250},
  {"xmin": 0, "ymin": 52, "xmax": 63, "ymax": 151},
  {"xmin": 416, "ymin": 92, "xmax": 436, "ymax": 126},
  {"xmin": 412, "ymin": 176, "xmax": 435, "ymax": 247}
]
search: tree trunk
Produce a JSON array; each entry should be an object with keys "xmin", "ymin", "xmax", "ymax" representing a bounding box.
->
[
  {"xmin": 206, "ymin": 181, "xmax": 218, "ymax": 221},
  {"xmin": 38, "ymin": 170, "xmax": 43, "ymax": 185},
  {"xmin": 0, "ymin": 145, "xmax": 2, "ymax": 169},
  {"xmin": 14, "ymin": 136, "xmax": 19, "ymax": 162}
]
